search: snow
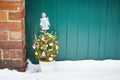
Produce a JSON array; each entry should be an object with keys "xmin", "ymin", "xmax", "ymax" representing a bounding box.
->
[{"xmin": 0, "ymin": 59, "xmax": 120, "ymax": 80}]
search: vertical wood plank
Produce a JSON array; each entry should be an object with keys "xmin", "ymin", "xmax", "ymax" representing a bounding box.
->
[
  {"xmin": 117, "ymin": 0, "xmax": 120, "ymax": 59},
  {"xmin": 45, "ymin": 0, "xmax": 57, "ymax": 32},
  {"xmin": 99, "ymin": 0, "xmax": 107, "ymax": 60},
  {"xmin": 67, "ymin": 0, "xmax": 79, "ymax": 60},
  {"xmin": 56, "ymin": 0, "xmax": 67, "ymax": 60},
  {"xmin": 33, "ymin": 0, "xmax": 41, "ymax": 33},
  {"xmin": 25, "ymin": 0, "xmax": 39, "ymax": 63},
  {"xmin": 112, "ymin": 0, "xmax": 120, "ymax": 59},
  {"xmin": 78, "ymin": 0, "xmax": 90, "ymax": 59},
  {"xmin": 105, "ymin": 0, "xmax": 119, "ymax": 59},
  {"xmin": 88, "ymin": 0, "xmax": 101, "ymax": 59}
]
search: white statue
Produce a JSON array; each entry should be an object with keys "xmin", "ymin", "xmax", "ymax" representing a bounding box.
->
[{"xmin": 40, "ymin": 12, "xmax": 50, "ymax": 30}]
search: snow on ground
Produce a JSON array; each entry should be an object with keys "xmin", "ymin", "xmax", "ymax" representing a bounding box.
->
[{"xmin": 0, "ymin": 59, "xmax": 120, "ymax": 80}]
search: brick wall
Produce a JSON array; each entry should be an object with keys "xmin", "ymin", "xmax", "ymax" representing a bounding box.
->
[{"xmin": 0, "ymin": 0, "xmax": 26, "ymax": 72}]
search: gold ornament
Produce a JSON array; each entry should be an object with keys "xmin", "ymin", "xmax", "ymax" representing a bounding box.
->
[
  {"xmin": 48, "ymin": 34, "xmax": 52, "ymax": 38},
  {"xmin": 55, "ymin": 45, "xmax": 59, "ymax": 50},
  {"xmin": 41, "ymin": 37, "xmax": 45, "ymax": 41},
  {"xmin": 35, "ymin": 52, "xmax": 38, "ymax": 55}
]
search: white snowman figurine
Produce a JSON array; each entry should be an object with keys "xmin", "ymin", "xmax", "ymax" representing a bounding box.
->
[{"xmin": 40, "ymin": 12, "xmax": 50, "ymax": 30}]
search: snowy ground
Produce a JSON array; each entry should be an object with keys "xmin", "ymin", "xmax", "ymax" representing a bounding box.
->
[{"xmin": 0, "ymin": 59, "xmax": 120, "ymax": 80}]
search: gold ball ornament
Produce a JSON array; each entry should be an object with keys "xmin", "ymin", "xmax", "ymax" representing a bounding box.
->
[
  {"xmin": 35, "ymin": 52, "xmax": 39, "ymax": 55},
  {"xmin": 41, "ymin": 37, "xmax": 45, "ymax": 41},
  {"xmin": 48, "ymin": 34, "xmax": 52, "ymax": 38},
  {"xmin": 55, "ymin": 45, "xmax": 59, "ymax": 50}
]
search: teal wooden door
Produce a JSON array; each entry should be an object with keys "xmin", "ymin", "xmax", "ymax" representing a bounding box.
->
[{"xmin": 25, "ymin": 0, "xmax": 120, "ymax": 63}]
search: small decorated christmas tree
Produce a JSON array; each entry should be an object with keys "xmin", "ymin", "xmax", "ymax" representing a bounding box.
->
[{"xmin": 33, "ymin": 12, "xmax": 59, "ymax": 62}]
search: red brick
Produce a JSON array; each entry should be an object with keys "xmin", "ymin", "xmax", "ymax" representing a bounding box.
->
[
  {"xmin": 0, "ymin": 12, "xmax": 7, "ymax": 20},
  {"xmin": 0, "ymin": 41, "xmax": 22, "ymax": 49},
  {"xmin": 22, "ymin": 44, "xmax": 26, "ymax": 59},
  {"xmin": 0, "ymin": 59, "xmax": 26, "ymax": 72},
  {"xmin": 0, "ymin": 32, "xmax": 8, "ymax": 40},
  {"xmin": 0, "ymin": 1, "xmax": 23, "ymax": 10},
  {"xmin": 0, "ymin": 22, "xmax": 23, "ymax": 31},
  {"xmin": 9, "ymin": 9, "xmax": 24, "ymax": 20},
  {"xmin": 3, "ymin": 49, "xmax": 9, "ymax": 58},
  {"xmin": 9, "ymin": 50, "xmax": 22, "ymax": 58},
  {"xmin": 0, "ymin": 50, "xmax": 1, "ymax": 58},
  {"xmin": 10, "ymin": 31, "xmax": 22, "ymax": 40},
  {"xmin": 22, "ymin": 26, "xmax": 25, "ymax": 42}
]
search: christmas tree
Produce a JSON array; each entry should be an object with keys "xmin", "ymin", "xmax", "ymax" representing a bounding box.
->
[{"xmin": 33, "ymin": 12, "xmax": 59, "ymax": 62}]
